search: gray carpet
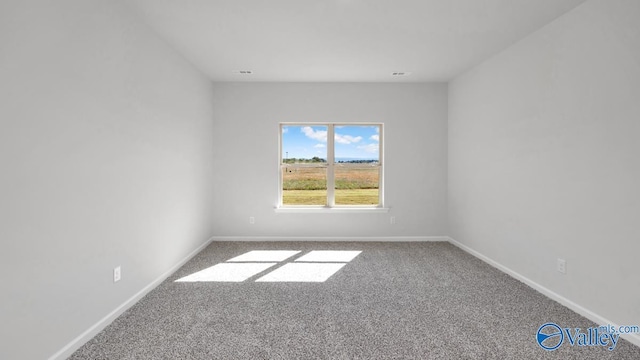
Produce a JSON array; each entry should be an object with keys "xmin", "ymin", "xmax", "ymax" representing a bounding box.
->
[{"xmin": 70, "ymin": 242, "xmax": 640, "ymax": 359}]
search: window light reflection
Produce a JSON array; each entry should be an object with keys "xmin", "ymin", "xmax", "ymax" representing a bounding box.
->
[
  {"xmin": 175, "ymin": 250, "xmax": 362, "ymax": 283},
  {"xmin": 295, "ymin": 250, "xmax": 362, "ymax": 262},
  {"xmin": 175, "ymin": 263, "xmax": 277, "ymax": 282},
  {"xmin": 226, "ymin": 250, "xmax": 301, "ymax": 262},
  {"xmin": 255, "ymin": 263, "xmax": 346, "ymax": 283}
]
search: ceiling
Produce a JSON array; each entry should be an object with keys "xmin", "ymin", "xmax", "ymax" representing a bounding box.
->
[{"xmin": 125, "ymin": 0, "xmax": 586, "ymax": 82}]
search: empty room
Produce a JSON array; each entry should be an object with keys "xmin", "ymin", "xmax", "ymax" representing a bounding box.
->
[{"xmin": 2, "ymin": 0, "xmax": 639, "ymax": 359}]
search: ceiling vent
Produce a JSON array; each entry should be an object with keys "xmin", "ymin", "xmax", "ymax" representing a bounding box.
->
[
  {"xmin": 232, "ymin": 70, "xmax": 253, "ymax": 75},
  {"xmin": 391, "ymin": 72, "xmax": 411, "ymax": 76}
]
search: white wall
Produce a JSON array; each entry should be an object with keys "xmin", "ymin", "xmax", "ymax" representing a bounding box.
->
[
  {"xmin": 449, "ymin": 0, "xmax": 640, "ymax": 333},
  {"xmin": 211, "ymin": 83, "xmax": 448, "ymax": 238},
  {"xmin": 0, "ymin": 1, "xmax": 215, "ymax": 359}
]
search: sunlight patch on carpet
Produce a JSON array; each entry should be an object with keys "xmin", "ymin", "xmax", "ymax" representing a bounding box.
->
[
  {"xmin": 295, "ymin": 250, "xmax": 361, "ymax": 262},
  {"xmin": 226, "ymin": 250, "xmax": 301, "ymax": 262},
  {"xmin": 176, "ymin": 250, "xmax": 361, "ymax": 283},
  {"xmin": 255, "ymin": 263, "xmax": 346, "ymax": 282},
  {"xmin": 175, "ymin": 263, "xmax": 277, "ymax": 282}
]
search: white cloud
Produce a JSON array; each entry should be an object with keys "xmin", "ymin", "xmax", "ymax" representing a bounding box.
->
[
  {"xmin": 370, "ymin": 134, "xmax": 379, "ymax": 142},
  {"xmin": 375, "ymin": 127, "xmax": 380, "ymax": 133},
  {"xmin": 301, "ymin": 126, "xmax": 327, "ymax": 142},
  {"xmin": 335, "ymin": 134, "xmax": 362, "ymax": 145},
  {"xmin": 357, "ymin": 143, "xmax": 379, "ymax": 153},
  {"xmin": 282, "ymin": 127, "xmax": 288, "ymax": 134},
  {"xmin": 314, "ymin": 143, "xmax": 326, "ymax": 148}
]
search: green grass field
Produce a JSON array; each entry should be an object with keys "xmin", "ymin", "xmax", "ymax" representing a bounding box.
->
[
  {"xmin": 282, "ymin": 189, "xmax": 379, "ymax": 205},
  {"xmin": 282, "ymin": 166, "xmax": 379, "ymax": 205}
]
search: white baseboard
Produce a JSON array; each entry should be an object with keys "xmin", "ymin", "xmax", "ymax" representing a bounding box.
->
[
  {"xmin": 447, "ymin": 236, "xmax": 640, "ymax": 348},
  {"xmin": 48, "ymin": 236, "xmax": 214, "ymax": 360},
  {"xmin": 211, "ymin": 235, "xmax": 449, "ymax": 242}
]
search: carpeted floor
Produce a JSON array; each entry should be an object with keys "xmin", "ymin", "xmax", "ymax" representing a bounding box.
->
[{"xmin": 70, "ymin": 241, "xmax": 640, "ymax": 359}]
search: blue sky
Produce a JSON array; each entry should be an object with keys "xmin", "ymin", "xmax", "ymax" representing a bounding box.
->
[{"xmin": 282, "ymin": 125, "xmax": 380, "ymax": 160}]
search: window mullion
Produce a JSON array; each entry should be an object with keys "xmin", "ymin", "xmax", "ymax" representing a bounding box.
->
[
  {"xmin": 327, "ymin": 124, "xmax": 335, "ymax": 207},
  {"xmin": 278, "ymin": 124, "xmax": 284, "ymax": 208},
  {"xmin": 378, "ymin": 124, "xmax": 383, "ymax": 207}
]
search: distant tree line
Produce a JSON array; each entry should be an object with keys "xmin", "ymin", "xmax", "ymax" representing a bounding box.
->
[
  {"xmin": 336, "ymin": 159, "xmax": 378, "ymax": 164},
  {"xmin": 283, "ymin": 157, "xmax": 326, "ymax": 164},
  {"xmin": 283, "ymin": 157, "xmax": 378, "ymax": 164}
]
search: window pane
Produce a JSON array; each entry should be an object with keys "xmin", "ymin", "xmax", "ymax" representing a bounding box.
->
[
  {"xmin": 282, "ymin": 125, "xmax": 328, "ymax": 164},
  {"xmin": 282, "ymin": 166, "xmax": 327, "ymax": 205},
  {"xmin": 334, "ymin": 125, "xmax": 380, "ymax": 163},
  {"xmin": 335, "ymin": 165, "xmax": 379, "ymax": 205}
]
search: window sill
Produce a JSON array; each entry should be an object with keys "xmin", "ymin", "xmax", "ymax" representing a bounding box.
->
[{"xmin": 274, "ymin": 207, "xmax": 390, "ymax": 214}]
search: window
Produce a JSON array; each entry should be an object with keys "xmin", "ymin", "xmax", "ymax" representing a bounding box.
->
[{"xmin": 279, "ymin": 123, "xmax": 383, "ymax": 208}]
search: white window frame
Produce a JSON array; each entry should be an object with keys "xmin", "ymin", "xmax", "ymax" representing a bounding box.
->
[{"xmin": 277, "ymin": 123, "xmax": 385, "ymax": 211}]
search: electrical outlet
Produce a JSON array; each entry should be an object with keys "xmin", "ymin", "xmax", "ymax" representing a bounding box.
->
[
  {"xmin": 390, "ymin": 216, "xmax": 396, "ymax": 225},
  {"xmin": 113, "ymin": 266, "xmax": 121, "ymax": 283},
  {"xmin": 557, "ymin": 259, "xmax": 566, "ymax": 274},
  {"xmin": 249, "ymin": 216, "xmax": 255, "ymax": 225}
]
